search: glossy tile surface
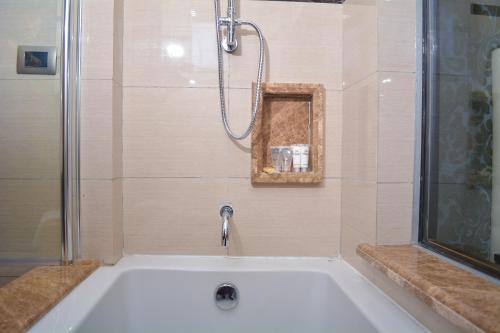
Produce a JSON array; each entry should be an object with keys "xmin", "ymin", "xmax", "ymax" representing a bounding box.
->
[
  {"xmin": 376, "ymin": 183, "xmax": 413, "ymax": 245},
  {"xmin": 342, "ymin": 73, "xmax": 378, "ymax": 181},
  {"xmin": 123, "ymin": 0, "xmax": 224, "ymax": 87},
  {"xmin": 343, "ymin": 0, "xmax": 377, "ymax": 88},
  {"xmin": 79, "ymin": 0, "xmax": 124, "ymax": 264},
  {"xmin": 341, "ymin": 0, "xmax": 417, "ymax": 267},
  {"xmin": 358, "ymin": 244, "xmax": 500, "ymax": 333},
  {"xmin": 81, "ymin": 0, "xmax": 114, "ymax": 80},
  {"xmin": 122, "ymin": 87, "xmax": 227, "ymax": 178},
  {"xmin": 341, "ymin": 223, "xmax": 375, "ymax": 261},
  {"xmin": 341, "ymin": 179, "xmax": 377, "ymax": 238},
  {"xmin": 227, "ymin": 179, "xmax": 341, "ymax": 257},
  {"xmin": 123, "ymin": 178, "xmax": 228, "ymax": 256},
  {"xmin": 112, "ymin": 81, "xmax": 124, "ymax": 179},
  {"xmin": 0, "ymin": 0, "xmax": 61, "ymax": 80},
  {"xmin": 120, "ymin": 0, "xmax": 343, "ymax": 256},
  {"xmin": 377, "ymin": 0, "xmax": 417, "ymax": 73},
  {"xmin": 377, "ymin": 72, "xmax": 416, "ymax": 183},
  {"xmin": 80, "ymin": 180, "xmax": 121, "ymax": 264},
  {"xmin": 229, "ymin": 0, "xmax": 343, "ymax": 90},
  {"xmin": 80, "ymin": 80, "xmax": 113, "ymax": 180}
]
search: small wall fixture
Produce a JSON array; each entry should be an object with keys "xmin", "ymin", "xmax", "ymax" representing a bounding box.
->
[{"xmin": 17, "ymin": 45, "xmax": 57, "ymax": 75}]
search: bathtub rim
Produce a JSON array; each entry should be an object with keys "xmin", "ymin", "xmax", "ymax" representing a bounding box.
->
[{"xmin": 28, "ymin": 255, "xmax": 429, "ymax": 333}]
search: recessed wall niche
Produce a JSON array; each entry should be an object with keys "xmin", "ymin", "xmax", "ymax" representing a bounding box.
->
[{"xmin": 251, "ymin": 83, "xmax": 325, "ymax": 184}]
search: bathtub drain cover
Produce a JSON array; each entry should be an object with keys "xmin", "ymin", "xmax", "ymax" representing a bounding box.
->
[{"xmin": 214, "ymin": 283, "xmax": 239, "ymax": 310}]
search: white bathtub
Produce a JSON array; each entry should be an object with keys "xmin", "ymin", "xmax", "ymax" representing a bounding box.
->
[{"xmin": 29, "ymin": 256, "xmax": 428, "ymax": 333}]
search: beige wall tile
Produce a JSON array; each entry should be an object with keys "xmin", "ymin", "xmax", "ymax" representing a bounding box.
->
[
  {"xmin": 226, "ymin": 179, "xmax": 340, "ymax": 257},
  {"xmin": 112, "ymin": 81, "xmax": 123, "ymax": 179},
  {"xmin": 340, "ymin": 179, "xmax": 377, "ymax": 270},
  {"xmin": 341, "ymin": 223, "xmax": 375, "ymax": 263},
  {"xmin": 377, "ymin": 0, "xmax": 416, "ymax": 73},
  {"xmin": 377, "ymin": 72, "xmax": 416, "ymax": 183},
  {"xmin": 223, "ymin": 88, "xmax": 252, "ymax": 178},
  {"xmin": 80, "ymin": 0, "xmax": 123, "ymax": 263},
  {"xmin": 325, "ymin": 90, "xmax": 343, "ymax": 179},
  {"xmin": 340, "ymin": 0, "xmax": 417, "ymax": 264},
  {"xmin": 341, "ymin": 179, "xmax": 377, "ymax": 237},
  {"xmin": 112, "ymin": 178, "xmax": 124, "ymax": 259},
  {"xmin": 0, "ymin": 0, "xmax": 61, "ymax": 80},
  {"xmin": 123, "ymin": 87, "xmax": 228, "ymax": 178},
  {"xmin": 342, "ymin": 73, "xmax": 378, "ymax": 182},
  {"xmin": 376, "ymin": 183, "xmax": 413, "ymax": 245},
  {"xmin": 80, "ymin": 79, "xmax": 113, "ymax": 180},
  {"xmin": 80, "ymin": 180, "xmax": 113, "ymax": 261},
  {"xmin": 123, "ymin": 178, "xmax": 227, "ymax": 255},
  {"xmin": 113, "ymin": 0, "xmax": 125, "ymax": 85},
  {"xmin": 81, "ymin": 0, "xmax": 114, "ymax": 80},
  {"xmin": 0, "ymin": 80, "xmax": 61, "ymax": 179},
  {"xmin": 343, "ymin": 0, "xmax": 377, "ymax": 88},
  {"xmin": 123, "ymin": 0, "xmax": 224, "ymax": 88},
  {"xmin": 0, "ymin": 179, "xmax": 61, "ymax": 259},
  {"xmin": 80, "ymin": 180, "xmax": 122, "ymax": 264},
  {"xmin": 112, "ymin": 0, "xmax": 421, "ymax": 260},
  {"xmin": 229, "ymin": 1, "xmax": 343, "ymax": 90}
]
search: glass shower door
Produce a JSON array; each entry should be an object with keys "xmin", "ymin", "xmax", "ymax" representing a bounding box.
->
[
  {"xmin": 422, "ymin": 0, "xmax": 500, "ymax": 277},
  {"xmin": 0, "ymin": 0, "xmax": 64, "ymax": 286}
]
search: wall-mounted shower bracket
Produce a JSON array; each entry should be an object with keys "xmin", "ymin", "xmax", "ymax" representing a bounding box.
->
[{"xmin": 218, "ymin": 14, "xmax": 240, "ymax": 53}]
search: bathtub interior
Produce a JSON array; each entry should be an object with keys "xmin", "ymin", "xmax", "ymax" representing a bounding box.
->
[{"xmin": 74, "ymin": 269, "xmax": 379, "ymax": 333}]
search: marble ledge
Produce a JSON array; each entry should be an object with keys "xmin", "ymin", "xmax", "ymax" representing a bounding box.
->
[
  {"xmin": 0, "ymin": 260, "xmax": 101, "ymax": 333},
  {"xmin": 357, "ymin": 244, "xmax": 500, "ymax": 333}
]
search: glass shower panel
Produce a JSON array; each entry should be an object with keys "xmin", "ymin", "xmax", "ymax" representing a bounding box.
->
[
  {"xmin": 423, "ymin": 0, "xmax": 500, "ymax": 274},
  {"xmin": 0, "ymin": 0, "xmax": 63, "ymax": 282}
]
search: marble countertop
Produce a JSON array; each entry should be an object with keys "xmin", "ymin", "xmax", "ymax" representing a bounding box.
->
[
  {"xmin": 357, "ymin": 244, "xmax": 500, "ymax": 333},
  {"xmin": 0, "ymin": 260, "xmax": 100, "ymax": 333}
]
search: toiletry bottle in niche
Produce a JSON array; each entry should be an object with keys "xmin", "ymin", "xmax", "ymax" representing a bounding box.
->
[
  {"xmin": 292, "ymin": 145, "xmax": 302, "ymax": 172},
  {"xmin": 271, "ymin": 146, "xmax": 281, "ymax": 172},
  {"xmin": 300, "ymin": 144, "xmax": 309, "ymax": 172},
  {"xmin": 281, "ymin": 147, "xmax": 293, "ymax": 172}
]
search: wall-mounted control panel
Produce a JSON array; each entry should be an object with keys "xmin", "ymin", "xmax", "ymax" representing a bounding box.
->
[{"xmin": 17, "ymin": 46, "xmax": 57, "ymax": 75}]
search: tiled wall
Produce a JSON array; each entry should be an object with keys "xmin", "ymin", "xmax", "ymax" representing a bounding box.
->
[
  {"xmin": 341, "ymin": 0, "xmax": 417, "ymax": 264},
  {"xmin": 120, "ymin": 0, "xmax": 343, "ymax": 256},
  {"xmin": 78, "ymin": 0, "xmax": 418, "ymax": 261},
  {"xmin": 80, "ymin": 0, "xmax": 123, "ymax": 263},
  {"xmin": 0, "ymin": 0, "xmax": 62, "ymax": 262}
]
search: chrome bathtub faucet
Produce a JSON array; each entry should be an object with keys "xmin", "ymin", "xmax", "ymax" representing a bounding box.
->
[{"xmin": 220, "ymin": 205, "xmax": 233, "ymax": 247}]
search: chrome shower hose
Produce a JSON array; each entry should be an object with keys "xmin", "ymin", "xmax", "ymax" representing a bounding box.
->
[{"xmin": 214, "ymin": 0, "xmax": 265, "ymax": 140}]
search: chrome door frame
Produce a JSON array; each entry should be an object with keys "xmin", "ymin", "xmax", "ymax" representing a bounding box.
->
[{"xmin": 61, "ymin": 0, "xmax": 81, "ymax": 264}]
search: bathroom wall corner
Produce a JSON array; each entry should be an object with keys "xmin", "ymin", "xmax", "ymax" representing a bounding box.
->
[
  {"xmin": 341, "ymin": 0, "xmax": 417, "ymax": 265},
  {"xmin": 80, "ymin": 0, "xmax": 124, "ymax": 264}
]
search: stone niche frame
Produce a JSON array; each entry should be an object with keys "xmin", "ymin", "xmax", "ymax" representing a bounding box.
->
[{"xmin": 251, "ymin": 82, "xmax": 325, "ymax": 184}]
